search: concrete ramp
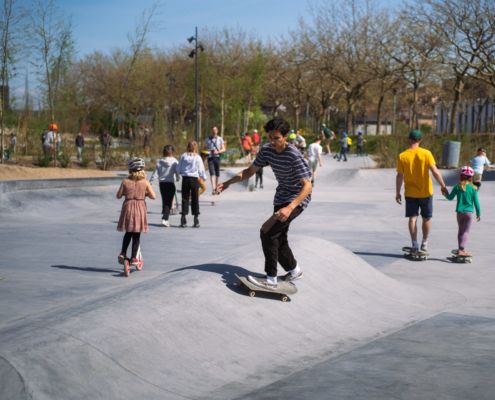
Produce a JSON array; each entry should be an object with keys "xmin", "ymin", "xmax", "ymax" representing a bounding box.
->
[{"xmin": 0, "ymin": 237, "xmax": 460, "ymax": 400}]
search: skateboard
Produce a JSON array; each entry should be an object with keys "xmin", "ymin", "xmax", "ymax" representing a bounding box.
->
[
  {"xmin": 235, "ymin": 273, "xmax": 297, "ymax": 302},
  {"xmin": 402, "ymin": 246, "xmax": 428, "ymax": 261},
  {"xmin": 119, "ymin": 246, "xmax": 144, "ymax": 277},
  {"xmin": 448, "ymin": 249, "xmax": 473, "ymax": 263}
]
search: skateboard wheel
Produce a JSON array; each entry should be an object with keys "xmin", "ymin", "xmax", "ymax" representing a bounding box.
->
[
  {"xmin": 281, "ymin": 295, "xmax": 289, "ymax": 302},
  {"xmin": 248, "ymin": 290, "xmax": 256, "ymax": 297},
  {"xmin": 136, "ymin": 261, "xmax": 143, "ymax": 271}
]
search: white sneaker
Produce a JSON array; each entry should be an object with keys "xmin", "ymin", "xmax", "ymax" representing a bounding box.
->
[
  {"xmin": 161, "ymin": 219, "xmax": 170, "ymax": 227},
  {"xmin": 248, "ymin": 275, "xmax": 277, "ymax": 290}
]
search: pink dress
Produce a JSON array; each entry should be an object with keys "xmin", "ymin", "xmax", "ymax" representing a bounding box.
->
[{"xmin": 117, "ymin": 179, "xmax": 149, "ymax": 232}]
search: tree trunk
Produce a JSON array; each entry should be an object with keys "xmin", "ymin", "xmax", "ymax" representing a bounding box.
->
[
  {"xmin": 448, "ymin": 77, "xmax": 464, "ymax": 135},
  {"xmin": 376, "ymin": 94, "xmax": 384, "ymax": 135},
  {"xmin": 220, "ymin": 86, "xmax": 225, "ymax": 136}
]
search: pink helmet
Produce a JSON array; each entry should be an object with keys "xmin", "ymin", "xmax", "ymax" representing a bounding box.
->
[{"xmin": 460, "ymin": 166, "xmax": 474, "ymax": 177}]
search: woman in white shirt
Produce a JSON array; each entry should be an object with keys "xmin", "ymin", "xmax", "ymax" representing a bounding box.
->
[{"xmin": 178, "ymin": 141, "xmax": 207, "ymax": 227}]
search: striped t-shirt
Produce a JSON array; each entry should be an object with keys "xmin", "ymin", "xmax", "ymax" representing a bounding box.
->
[{"xmin": 254, "ymin": 143, "xmax": 312, "ymax": 208}]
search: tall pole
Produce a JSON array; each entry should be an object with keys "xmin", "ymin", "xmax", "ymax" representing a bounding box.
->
[
  {"xmin": 194, "ymin": 26, "xmax": 200, "ymax": 143},
  {"xmin": 392, "ymin": 89, "xmax": 397, "ymax": 135}
]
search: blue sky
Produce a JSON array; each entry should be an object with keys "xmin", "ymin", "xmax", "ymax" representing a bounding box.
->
[{"xmin": 62, "ymin": 0, "xmax": 316, "ymax": 57}]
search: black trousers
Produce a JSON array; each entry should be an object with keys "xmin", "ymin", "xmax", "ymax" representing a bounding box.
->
[
  {"xmin": 159, "ymin": 182, "xmax": 176, "ymax": 220},
  {"xmin": 121, "ymin": 232, "xmax": 141, "ymax": 259},
  {"xmin": 181, "ymin": 176, "xmax": 200, "ymax": 216},
  {"xmin": 255, "ymin": 168, "xmax": 263, "ymax": 186},
  {"xmin": 260, "ymin": 204, "xmax": 304, "ymax": 278}
]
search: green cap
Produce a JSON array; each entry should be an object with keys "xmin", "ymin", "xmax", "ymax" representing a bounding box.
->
[{"xmin": 408, "ymin": 130, "xmax": 422, "ymax": 140}]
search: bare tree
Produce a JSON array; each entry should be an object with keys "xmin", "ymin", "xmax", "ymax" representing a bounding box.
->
[
  {"xmin": 29, "ymin": 0, "xmax": 74, "ymax": 123},
  {"xmin": 0, "ymin": 0, "xmax": 24, "ymax": 163},
  {"xmin": 417, "ymin": 0, "xmax": 495, "ymax": 134}
]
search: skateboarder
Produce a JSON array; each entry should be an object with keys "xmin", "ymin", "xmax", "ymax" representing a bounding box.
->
[
  {"xmin": 216, "ymin": 117, "xmax": 312, "ymax": 289},
  {"xmin": 444, "ymin": 166, "xmax": 481, "ymax": 257},
  {"xmin": 117, "ymin": 157, "xmax": 156, "ymax": 269},
  {"xmin": 396, "ymin": 129, "xmax": 448, "ymax": 253}
]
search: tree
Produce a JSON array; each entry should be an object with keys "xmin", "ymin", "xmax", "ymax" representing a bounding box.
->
[
  {"xmin": 29, "ymin": 0, "xmax": 74, "ymax": 123},
  {"xmin": 417, "ymin": 0, "xmax": 495, "ymax": 134},
  {"xmin": 0, "ymin": 0, "xmax": 24, "ymax": 162}
]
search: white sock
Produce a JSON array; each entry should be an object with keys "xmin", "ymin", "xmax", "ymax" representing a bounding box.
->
[
  {"xmin": 421, "ymin": 240, "xmax": 428, "ymax": 246},
  {"xmin": 289, "ymin": 265, "xmax": 301, "ymax": 276},
  {"xmin": 412, "ymin": 240, "xmax": 418, "ymax": 249},
  {"xmin": 266, "ymin": 275, "xmax": 277, "ymax": 285}
]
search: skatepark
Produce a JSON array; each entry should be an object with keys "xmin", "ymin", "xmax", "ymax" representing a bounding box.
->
[{"xmin": 1, "ymin": 155, "xmax": 494, "ymax": 400}]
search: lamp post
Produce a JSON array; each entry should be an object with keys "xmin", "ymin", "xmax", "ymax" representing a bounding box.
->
[
  {"xmin": 187, "ymin": 27, "xmax": 204, "ymax": 143},
  {"xmin": 392, "ymin": 88, "xmax": 397, "ymax": 135}
]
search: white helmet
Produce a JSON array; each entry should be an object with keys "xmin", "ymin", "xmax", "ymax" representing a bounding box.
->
[{"xmin": 128, "ymin": 157, "xmax": 145, "ymax": 171}]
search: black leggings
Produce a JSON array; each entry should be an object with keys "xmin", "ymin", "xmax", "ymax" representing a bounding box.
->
[{"xmin": 121, "ymin": 232, "xmax": 141, "ymax": 259}]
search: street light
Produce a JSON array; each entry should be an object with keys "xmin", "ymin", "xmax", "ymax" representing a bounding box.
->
[{"xmin": 187, "ymin": 27, "xmax": 204, "ymax": 142}]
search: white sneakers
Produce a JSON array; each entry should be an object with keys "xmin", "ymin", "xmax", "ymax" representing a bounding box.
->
[{"xmin": 161, "ymin": 219, "xmax": 170, "ymax": 227}]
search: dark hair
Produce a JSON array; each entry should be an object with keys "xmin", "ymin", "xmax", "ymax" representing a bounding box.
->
[
  {"xmin": 264, "ymin": 117, "xmax": 290, "ymax": 136},
  {"xmin": 163, "ymin": 144, "xmax": 174, "ymax": 156}
]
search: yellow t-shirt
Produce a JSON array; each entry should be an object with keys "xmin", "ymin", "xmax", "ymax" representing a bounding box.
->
[{"xmin": 396, "ymin": 147, "xmax": 436, "ymax": 198}]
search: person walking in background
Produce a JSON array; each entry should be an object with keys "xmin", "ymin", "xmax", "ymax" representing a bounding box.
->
[
  {"xmin": 444, "ymin": 166, "xmax": 481, "ymax": 257},
  {"xmin": 150, "ymin": 144, "xmax": 180, "ymax": 227},
  {"xmin": 241, "ymin": 131, "xmax": 253, "ymax": 163},
  {"xmin": 43, "ymin": 124, "xmax": 55, "ymax": 157},
  {"xmin": 396, "ymin": 129, "xmax": 448, "ymax": 253},
  {"xmin": 308, "ymin": 138, "xmax": 323, "ymax": 186},
  {"xmin": 216, "ymin": 117, "xmax": 312, "ymax": 290},
  {"xmin": 203, "ymin": 126, "xmax": 226, "ymax": 194},
  {"xmin": 356, "ymin": 131, "xmax": 365, "ymax": 156},
  {"xmin": 178, "ymin": 141, "xmax": 207, "ymax": 228},
  {"xmin": 336, "ymin": 131, "xmax": 348, "ymax": 162},
  {"xmin": 9, "ymin": 133, "xmax": 17, "ymax": 159},
  {"xmin": 75, "ymin": 132, "xmax": 85, "ymax": 162},
  {"xmin": 469, "ymin": 147, "xmax": 492, "ymax": 189},
  {"xmin": 117, "ymin": 157, "xmax": 156, "ymax": 276}
]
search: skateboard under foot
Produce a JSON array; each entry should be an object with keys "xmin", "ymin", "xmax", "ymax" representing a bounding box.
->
[
  {"xmin": 448, "ymin": 249, "xmax": 472, "ymax": 263},
  {"xmin": 235, "ymin": 273, "xmax": 297, "ymax": 302},
  {"xmin": 402, "ymin": 246, "xmax": 428, "ymax": 261}
]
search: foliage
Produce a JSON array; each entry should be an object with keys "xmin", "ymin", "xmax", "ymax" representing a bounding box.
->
[
  {"xmin": 57, "ymin": 150, "xmax": 71, "ymax": 168},
  {"xmin": 37, "ymin": 153, "xmax": 51, "ymax": 167}
]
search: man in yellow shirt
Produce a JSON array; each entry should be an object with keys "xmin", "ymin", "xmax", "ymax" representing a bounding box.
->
[{"xmin": 396, "ymin": 130, "xmax": 448, "ymax": 253}]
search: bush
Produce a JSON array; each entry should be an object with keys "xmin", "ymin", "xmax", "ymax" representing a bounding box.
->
[
  {"xmin": 37, "ymin": 154, "xmax": 52, "ymax": 167},
  {"xmin": 80, "ymin": 149, "xmax": 91, "ymax": 167},
  {"xmin": 57, "ymin": 151, "xmax": 71, "ymax": 168}
]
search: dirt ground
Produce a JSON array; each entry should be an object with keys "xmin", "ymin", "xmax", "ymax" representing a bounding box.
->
[{"xmin": 0, "ymin": 164, "xmax": 117, "ymax": 181}]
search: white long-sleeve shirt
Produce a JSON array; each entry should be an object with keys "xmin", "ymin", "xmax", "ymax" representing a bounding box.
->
[
  {"xmin": 178, "ymin": 152, "xmax": 207, "ymax": 180},
  {"xmin": 150, "ymin": 157, "xmax": 180, "ymax": 183}
]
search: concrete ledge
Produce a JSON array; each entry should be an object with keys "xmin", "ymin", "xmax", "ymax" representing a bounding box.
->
[{"xmin": 0, "ymin": 177, "xmax": 123, "ymax": 193}]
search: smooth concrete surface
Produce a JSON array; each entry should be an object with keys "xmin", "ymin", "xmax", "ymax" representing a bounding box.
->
[
  {"xmin": 0, "ymin": 154, "xmax": 494, "ymax": 399},
  {"xmin": 237, "ymin": 313, "xmax": 495, "ymax": 400}
]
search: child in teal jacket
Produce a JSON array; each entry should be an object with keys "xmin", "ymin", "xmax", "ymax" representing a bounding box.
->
[{"xmin": 444, "ymin": 166, "xmax": 481, "ymax": 257}]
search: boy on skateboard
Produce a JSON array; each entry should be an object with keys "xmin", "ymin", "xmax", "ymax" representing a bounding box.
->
[
  {"xmin": 216, "ymin": 117, "xmax": 312, "ymax": 289},
  {"xmin": 396, "ymin": 130, "xmax": 448, "ymax": 253}
]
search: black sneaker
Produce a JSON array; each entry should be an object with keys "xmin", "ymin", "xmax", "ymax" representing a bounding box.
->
[
  {"xmin": 282, "ymin": 271, "xmax": 303, "ymax": 282},
  {"xmin": 193, "ymin": 216, "xmax": 200, "ymax": 228},
  {"xmin": 180, "ymin": 215, "xmax": 187, "ymax": 227}
]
